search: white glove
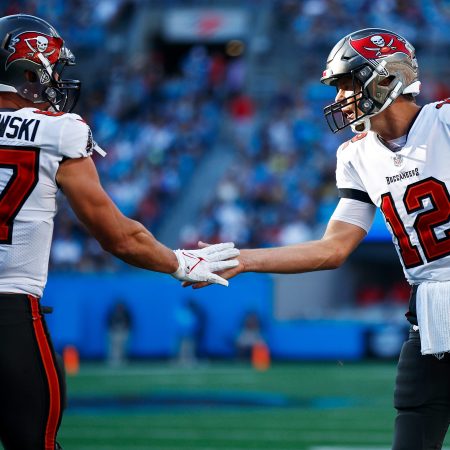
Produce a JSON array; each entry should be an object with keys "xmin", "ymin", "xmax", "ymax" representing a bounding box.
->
[{"xmin": 171, "ymin": 242, "xmax": 240, "ymax": 287}]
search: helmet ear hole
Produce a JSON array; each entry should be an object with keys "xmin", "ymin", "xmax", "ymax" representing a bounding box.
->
[
  {"xmin": 380, "ymin": 75, "xmax": 395, "ymax": 87},
  {"xmin": 24, "ymin": 70, "xmax": 38, "ymax": 83}
]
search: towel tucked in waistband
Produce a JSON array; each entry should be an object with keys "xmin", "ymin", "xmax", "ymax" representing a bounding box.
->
[{"xmin": 416, "ymin": 281, "xmax": 450, "ymax": 358}]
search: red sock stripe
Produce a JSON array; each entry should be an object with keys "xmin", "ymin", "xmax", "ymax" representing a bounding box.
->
[{"xmin": 28, "ymin": 295, "xmax": 61, "ymax": 450}]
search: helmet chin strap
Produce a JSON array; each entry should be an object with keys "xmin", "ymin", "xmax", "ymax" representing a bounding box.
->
[{"xmin": 350, "ymin": 81, "xmax": 403, "ymax": 134}]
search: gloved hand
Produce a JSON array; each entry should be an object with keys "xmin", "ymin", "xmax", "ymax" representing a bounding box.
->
[{"xmin": 171, "ymin": 242, "xmax": 239, "ymax": 287}]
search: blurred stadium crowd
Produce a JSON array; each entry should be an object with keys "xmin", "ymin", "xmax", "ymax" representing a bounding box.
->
[{"xmin": 3, "ymin": 0, "xmax": 450, "ymax": 271}]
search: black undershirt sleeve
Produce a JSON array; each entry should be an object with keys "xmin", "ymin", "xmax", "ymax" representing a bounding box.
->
[{"xmin": 338, "ymin": 188, "xmax": 374, "ymax": 205}]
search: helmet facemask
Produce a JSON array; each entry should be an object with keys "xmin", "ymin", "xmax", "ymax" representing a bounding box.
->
[
  {"xmin": 324, "ymin": 70, "xmax": 369, "ymax": 134},
  {"xmin": 43, "ymin": 46, "xmax": 81, "ymax": 112},
  {"xmin": 324, "ymin": 62, "xmax": 404, "ymax": 134}
]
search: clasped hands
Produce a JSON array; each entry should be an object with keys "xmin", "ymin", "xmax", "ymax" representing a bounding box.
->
[{"xmin": 171, "ymin": 241, "xmax": 242, "ymax": 288}]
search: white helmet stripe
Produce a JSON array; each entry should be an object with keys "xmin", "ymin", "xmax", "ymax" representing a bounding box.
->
[{"xmin": 37, "ymin": 52, "xmax": 53, "ymax": 77}]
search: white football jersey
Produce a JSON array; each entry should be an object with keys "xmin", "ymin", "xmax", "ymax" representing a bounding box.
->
[
  {"xmin": 336, "ymin": 100, "xmax": 450, "ymax": 284},
  {"xmin": 0, "ymin": 107, "xmax": 103, "ymax": 297}
]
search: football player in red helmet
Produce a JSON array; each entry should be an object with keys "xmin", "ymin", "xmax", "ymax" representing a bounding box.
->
[
  {"xmin": 0, "ymin": 14, "xmax": 239, "ymax": 450},
  {"xmin": 189, "ymin": 28, "xmax": 450, "ymax": 450}
]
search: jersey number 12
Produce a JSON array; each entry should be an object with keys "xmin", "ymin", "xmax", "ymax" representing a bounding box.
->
[{"xmin": 381, "ymin": 177, "xmax": 450, "ymax": 268}]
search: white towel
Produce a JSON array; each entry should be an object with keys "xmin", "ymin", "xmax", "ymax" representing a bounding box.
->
[{"xmin": 416, "ymin": 281, "xmax": 450, "ymax": 358}]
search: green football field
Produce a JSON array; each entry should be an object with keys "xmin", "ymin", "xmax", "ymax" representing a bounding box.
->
[{"xmin": 57, "ymin": 361, "xmax": 450, "ymax": 450}]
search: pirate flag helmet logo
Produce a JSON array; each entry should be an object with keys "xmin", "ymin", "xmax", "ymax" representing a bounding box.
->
[
  {"xmin": 6, "ymin": 32, "xmax": 64, "ymax": 70},
  {"xmin": 349, "ymin": 32, "xmax": 414, "ymax": 77}
]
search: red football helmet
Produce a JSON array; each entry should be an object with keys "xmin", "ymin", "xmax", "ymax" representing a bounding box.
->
[{"xmin": 0, "ymin": 14, "xmax": 80, "ymax": 112}]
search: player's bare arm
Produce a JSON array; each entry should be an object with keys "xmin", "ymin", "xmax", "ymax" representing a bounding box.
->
[
  {"xmin": 187, "ymin": 220, "xmax": 366, "ymax": 289},
  {"xmin": 56, "ymin": 156, "xmax": 179, "ymax": 273},
  {"xmin": 56, "ymin": 156, "xmax": 239, "ymax": 283},
  {"xmin": 240, "ymin": 219, "xmax": 366, "ymax": 273}
]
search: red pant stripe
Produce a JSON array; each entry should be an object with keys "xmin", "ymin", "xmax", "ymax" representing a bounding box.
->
[{"xmin": 28, "ymin": 295, "xmax": 61, "ymax": 450}]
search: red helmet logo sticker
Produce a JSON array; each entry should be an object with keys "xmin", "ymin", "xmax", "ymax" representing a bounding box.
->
[
  {"xmin": 349, "ymin": 33, "xmax": 413, "ymax": 76},
  {"xmin": 350, "ymin": 33, "xmax": 412, "ymax": 60},
  {"xmin": 6, "ymin": 32, "xmax": 63, "ymax": 69}
]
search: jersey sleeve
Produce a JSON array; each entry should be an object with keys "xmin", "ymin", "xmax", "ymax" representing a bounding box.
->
[
  {"xmin": 336, "ymin": 143, "xmax": 374, "ymax": 205},
  {"xmin": 58, "ymin": 113, "xmax": 96, "ymax": 159},
  {"xmin": 330, "ymin": 198, "xmax": 376, "ymax": 233}
]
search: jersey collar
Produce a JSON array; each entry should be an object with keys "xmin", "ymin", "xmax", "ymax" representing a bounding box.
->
[{"xmin": 375, "ymin": 106, "xmax": 424, "ymax": 152}]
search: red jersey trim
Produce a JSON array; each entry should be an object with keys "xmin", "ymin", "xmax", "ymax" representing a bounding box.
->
[{"xmin": 342, "ymin": 132, "xmax": 368, "ymax": 149}]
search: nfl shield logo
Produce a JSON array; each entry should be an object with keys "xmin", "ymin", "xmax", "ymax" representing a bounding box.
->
[{"xmin": 393, "ymin": 154, "xmax": 403, "ymax": 167}]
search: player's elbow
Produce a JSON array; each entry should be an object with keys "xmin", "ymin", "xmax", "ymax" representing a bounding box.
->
[
  {"xmin": 327, "ymin": 252, "xmax": 347, "ymax": 269},
  {"xmin": 323, "ymin": 244, "xmax": 350, "ymax": 270},
  {"xmin": 95, "ymin": 217, "xmax": 142, "ymax": 258},
  {"xmin": 98, "ymin": 233, "xmax": 133, "ymax": 258}
]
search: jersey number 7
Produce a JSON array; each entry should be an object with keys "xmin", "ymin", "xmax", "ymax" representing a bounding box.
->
[
  {"xmin": 381, "ymin": 177, "xmax": 450, "ymax": 268},
  {"xmin": 0, "ymin": 146, "xmax": 40, "ymax": 244}
]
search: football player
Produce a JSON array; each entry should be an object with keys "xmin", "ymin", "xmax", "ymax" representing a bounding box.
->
[
  {"xmin": 0, "ymin": 14, "xmax": 239, "ymax": 450},
  {"xmin": 189, "ymin": 28, "xmax": 450, "ymax": 449}
]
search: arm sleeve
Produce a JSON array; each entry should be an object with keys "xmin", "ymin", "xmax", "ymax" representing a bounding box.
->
[
  {"xmin": 330, "ymin": 198, "xmax": 376, "ymax": 233},
  {"xmin": 336, "ymin": 144, "xmax": 374, "ymax": 205}
]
